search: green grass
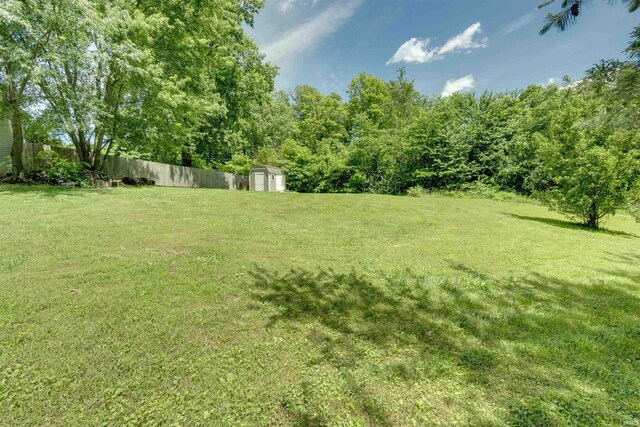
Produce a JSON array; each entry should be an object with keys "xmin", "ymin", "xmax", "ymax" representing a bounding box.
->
[{"xmin": 1, "ymin": 185, "xmax": 639, "ymax": 426}]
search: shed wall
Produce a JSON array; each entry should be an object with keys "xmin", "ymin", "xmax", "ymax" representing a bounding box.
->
[{"xmin": 250, "ymin": 166, "xmax": 286, "ymax": 192}]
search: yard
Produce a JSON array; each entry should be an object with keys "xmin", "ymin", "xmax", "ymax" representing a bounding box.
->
[{"xmin": 1, "ymin": 185, "xmax": 639, "ymax": 426}]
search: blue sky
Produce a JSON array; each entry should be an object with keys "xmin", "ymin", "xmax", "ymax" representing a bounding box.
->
[{"xmin": 249, "ymin": 0, "xmax": 639, "ymax": 97}]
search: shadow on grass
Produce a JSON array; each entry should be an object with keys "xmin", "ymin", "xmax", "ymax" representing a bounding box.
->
[
  {"xmin": 504, "ymin": 213, "xmax": 638, "ymax": 238},
  {"xmin": 606, "ymin": 252, "xmax": 640, "ymax": 266},
  {"xmin": 598, "ymin": 253, "xmax": 640, "ymax": 284},
  {"xmin": 0, "ymin": 184, "xmax": 114, "ymax": 198},
  {"xmin": 251, "ymin": 266, "xmax": 640, "ymax": 425}
]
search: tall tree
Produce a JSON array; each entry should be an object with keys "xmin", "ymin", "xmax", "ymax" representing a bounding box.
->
[
  {"xmin": 0, "ymin": 0, "xmax": 69, "ymax": 177},
  {"xmin": 35, "ymin": 0, "xmax": 271, "ymax": 170},
  {"xmin": 387, "ymin": 68, "xmax": 423, "ymax": 128},
  {"xmin": 293, "ymin": 87, "xmax": 348, "ymax": 152},
  {"xmin": 347, "ymin": 73, "xmax": 392, "ymax": 129}
]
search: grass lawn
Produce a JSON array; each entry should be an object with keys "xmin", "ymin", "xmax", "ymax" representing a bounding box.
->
[{"xmin": 1, "ymin": 185, "xmax": 639, "ymax": 426}]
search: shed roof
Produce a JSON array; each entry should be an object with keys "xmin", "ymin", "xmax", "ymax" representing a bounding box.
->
[{"xmin": 251, "ymin": 165, "xmax": 284, "ymax": 174}]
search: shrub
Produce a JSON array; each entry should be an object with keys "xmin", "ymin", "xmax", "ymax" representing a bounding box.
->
[
  {"xmin": 406, "ymin": 185, "xmax": 426, "ymax": 197},
  {"xmin": 216, "ymin": 154, "xmax": 253, "ymax": 176},
  {"xmin": 535, "ymin": 145, "xmax": 632, "ymax": 229},
  {"xmin": 35, "ymin": 151, "xmax": 87, "ymax": 185}
]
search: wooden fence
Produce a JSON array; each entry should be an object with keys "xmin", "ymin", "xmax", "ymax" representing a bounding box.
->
[{"xmin": 20, "ymin": 143, "xmax": 249, "ymax": 190}]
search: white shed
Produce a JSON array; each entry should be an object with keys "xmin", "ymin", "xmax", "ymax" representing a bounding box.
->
[{"xmin": 249, "ymin": 165, "xmax": 286, "ymax": 192}]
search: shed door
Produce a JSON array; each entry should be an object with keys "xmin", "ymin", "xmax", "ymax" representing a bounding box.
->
[
  {"xmin": 275, "ymin": 175, "xmax": 284, "ymax": 192},
  {"xmin": 254, "ymin": 172, "xmax": 264, "ymax": 191}
]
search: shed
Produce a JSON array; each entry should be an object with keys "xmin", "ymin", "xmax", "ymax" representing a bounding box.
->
[
  {"xmin": 249, "ymin": 165, "xmax": 286, "ymax": 192},
  {"xmin": 0, "ymin": 118, "xmax": 11, "ymax": 164}
]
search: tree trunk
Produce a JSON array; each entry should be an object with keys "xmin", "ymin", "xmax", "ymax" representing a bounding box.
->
[
  {"xmin": 10, "ymin": 108, "xmax": 24, "ymax": 179},
  {"xmin": 181, "ymin": 146, "xmax": 193, "ymax": 167},
  {"xmin": 587, "ymin": 200, "xmax": 599, "ymax": 229}
]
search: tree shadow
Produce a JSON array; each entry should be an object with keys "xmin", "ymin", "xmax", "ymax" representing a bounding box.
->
[
  {"xmin": 597, "ymin": 253, "xmax": 640, "ymax": 283},
  {"xmin": 605, "ymin": 251, "xmax": 640, "ymax": 266},
  {"xmin": 504, "ymin": 213, "xmax": 638, "ymax": 238},
  {"xmin": 0, "ymin": 184, "xmax": 113, "ymax": 198},
  {"xmin": 251, "ymin": 266, "xmax": 640, "ymax": 425}
]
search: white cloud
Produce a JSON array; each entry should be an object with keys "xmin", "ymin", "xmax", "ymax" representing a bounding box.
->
[
  {"xmin": 264, "ymin": 0, "xmax": 363, "ymax": 64},
  {"xmin": 386, "ymin": 38, "xmax": 438, "ymax": 65},
  {"xmin": 441, "ymin": 75, "xmax": 475, "ymax": 97},
  {"xmin": 547, "ymin": 77, "xmax": 562, "ymax": 86},
  {"xmin": 438, "ymin": 23, "xmax": 487, "ymax": 55},
  {"xmin": 278, "ymin": 0, "xmax": 319, "ymax": 13},
  {"xmin": 387, "ymin": 22, "xmax": 488, "ymax": 65},
  {"xmin": 502, "ymin": 13, "xmax": 536, "ymax": 36},
  {"xmin": 278, "ymin": 0, "xmax": 297, "ymax": 12}
]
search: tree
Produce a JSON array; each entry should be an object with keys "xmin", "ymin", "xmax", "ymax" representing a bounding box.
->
[
  {"xmin": 0, "ymin": 0, "xmax": 70, "ymax": 177},
  {"xmin": 629, "ymin": 188, "xmax": 640, "ymax": 222},
  {"xmin": 405, "ymin": 92, "xmax": 518, "ymax": 191},
  {"xmin": 293, "ymin": 87, "xmax": 348, "ymax": 152},
  {"xmin": 346, "ymin": 114, "xmax": 407, "ymax": 194},
  {"xmin": 539, "ymin": 0, "xmax": 639, "ymax": 34},
  {"xmin": 191, "ymin": 7, "xmax": 277, "ymax": 167},
  {"xmin": 347, "ymin": 73, "xmax": 392, "ymax": 129},
  {"xmin": 387, "ymin": 68, "xmax": 423, "ymax": 128},
  {"xmin": 346, "ymin": 69, "xmax": 422, "ymax": 130},
  {"xmin": 531, "ymin": 86, "xmax": 639, "ymax": 228},
  {"xmin": 242, "ymin": 91, "xmax": 297, "ymax": 156},
  {"xmin": 32, "ymin": 0, "xmax": 271, "ymax": 170}
]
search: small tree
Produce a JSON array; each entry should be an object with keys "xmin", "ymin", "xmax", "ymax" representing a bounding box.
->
[
  {"xmin": 537, "ymin": 144, "xmax": 633, "ymax": 228},
  {"xmin": 533, "ymin": 88, "xmax": 639, "ymax": 228}
]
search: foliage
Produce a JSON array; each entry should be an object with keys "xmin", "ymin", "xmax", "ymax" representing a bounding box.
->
[
  {"xmin": 405, "ymin": 185, "xmax": 426, "ymax": 197},
  {"xmin": 443, "ymin": 181, "xmax": 528, "ymax": 202},
  {"xmin": 217, "ymin": 154, "xmax": 253, "ymax": 176},
  {"xmin": 628, "ymin": 191, "xmax": 640, "ymax": 221},
  {"xmin": 243, "ymin": 32, "xmax": 640, "ymax": 228},
  {"xmin": 538, "ymin": 0, "xmax": 639, "ymax": 34},
  {"xmin": 347, "ymin": 73, "xmax": 393, "ymax": 128},
  {"xmin": 35, "ymin": 150, "xmax": 86, "ymax": 184},
  {"xmin": 403, "ymin": 92, "xmax": 517, "ymax": 191},
  {"xmin": 1, "ymin": 0, "xmax": 273, "ymax": 170},
  {"xmin": 0, "ymin": 0, "xmax": 73, "ymax": 175},
  {"xmin": 528, "ymin": 85, "xmax": 640, "ymax": 228}
]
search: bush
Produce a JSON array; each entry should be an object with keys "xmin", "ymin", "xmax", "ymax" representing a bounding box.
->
[
  {"xmin": 216, "ymin": 154, "xmax": 253, "ymax": 176},
  {"xmin": 406, "ymin": 185, "xmax": 426, "ymax": 197},
  {"xmin": 35, "ymin": 151, "xmax": 87, "ymax": 185},
  {"xmin": 535, "ymin": 145, "xmax": 632, "ymax": 229}
]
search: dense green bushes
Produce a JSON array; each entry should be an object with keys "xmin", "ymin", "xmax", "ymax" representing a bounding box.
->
[
  {"xmin": 219, "ymin": 30, "xmax": 639, "ymax": 228},
  {"xmin": 35, "ymin": 151, "xmax": 87, "ymax": 185}
]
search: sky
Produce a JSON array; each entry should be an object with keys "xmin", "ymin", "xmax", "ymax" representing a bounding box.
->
[{"xmin": 249, "ymin": 0, "xmax": 639, "ymax": 97}]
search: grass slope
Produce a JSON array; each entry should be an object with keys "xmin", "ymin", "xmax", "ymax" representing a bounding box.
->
[{"xmin": 0, "ymin": 185, "xmax": 639, "ymax": 426}]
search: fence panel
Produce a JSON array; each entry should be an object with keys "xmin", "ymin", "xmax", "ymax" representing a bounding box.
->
[{"xmin": 20, "ymin": 143, "xmax": 249, "ymax": 190}]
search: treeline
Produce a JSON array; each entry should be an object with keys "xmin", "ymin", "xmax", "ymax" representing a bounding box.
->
[
  {"xmin": 232, "ymin": 64, "xmax": 639, "ymax": 197},
  {"xmin": 211, "ymin": 35, "xmax": 640, "ymax": 228}
]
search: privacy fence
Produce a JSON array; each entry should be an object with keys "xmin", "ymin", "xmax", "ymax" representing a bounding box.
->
[{"xmin": 17, "ymin": 143, "xmax": 249, "ymax": 190}]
